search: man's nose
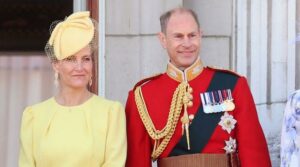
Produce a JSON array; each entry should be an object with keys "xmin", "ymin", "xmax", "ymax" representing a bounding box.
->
[{"xmin": 182, "ymin": 36, "xmax": 192, "ymax": 47}]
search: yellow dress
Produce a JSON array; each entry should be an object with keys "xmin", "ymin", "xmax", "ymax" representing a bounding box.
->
[{"xmin": 19, "ymin": 95, "xmax": 127, "ymax": 167}]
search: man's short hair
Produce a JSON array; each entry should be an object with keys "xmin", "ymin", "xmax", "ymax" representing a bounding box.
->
[{"xmin": 160, "ymin": 7, "xmax": 200, "ymax": 34}]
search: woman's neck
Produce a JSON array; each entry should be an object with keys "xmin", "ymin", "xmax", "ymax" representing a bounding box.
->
[{"xmin": 55, "ymin": 88, "xmax": 92, "ymax": 106}]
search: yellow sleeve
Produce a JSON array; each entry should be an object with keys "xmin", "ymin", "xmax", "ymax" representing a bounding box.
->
[
  {"xmin": 103, "ymin": 102, "xmax": 127, "ymax": 167},
  {"xmin": 19, "ymin": 107, "xmax": 35, "ymax": 167}
]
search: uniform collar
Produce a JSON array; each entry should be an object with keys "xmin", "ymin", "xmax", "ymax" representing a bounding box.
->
[{"xmin": 166, "ymin": 58, "xmax": 203, "ymax": 82}]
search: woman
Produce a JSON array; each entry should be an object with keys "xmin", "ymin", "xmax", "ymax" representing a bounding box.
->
[
  {"xmin": 281, "ymin": 90, "xmax": 300, "ymax": 167},
  {"xmin": 19, "ymin": 11, "xmax": 127, "ymax": 167}
]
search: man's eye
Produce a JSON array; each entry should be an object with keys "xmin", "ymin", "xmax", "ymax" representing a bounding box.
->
[{"xmin": 189, "ymin": 34, "xmax": 197, "ymax": 38}]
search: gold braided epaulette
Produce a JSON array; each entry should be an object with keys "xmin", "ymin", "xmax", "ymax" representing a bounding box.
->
[
  {"xmin": 133, "ymin": 73, "xmax": 163, "ymax": 90},
  {"xmin": 207, "ymin": 66, "xmax": 242, "ymax": 77}
]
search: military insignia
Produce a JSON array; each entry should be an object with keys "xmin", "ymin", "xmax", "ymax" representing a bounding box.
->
[
  {"xmin": 200, "ymin": 89, "xmax": 235, "ymax": 114},
  {"xmin": 218, "ymin": 112, "xmax": 237, "ymax": 134},
  {"xmin": 223, "ymin": 137, "xmax": 237, "ymax": 153}
]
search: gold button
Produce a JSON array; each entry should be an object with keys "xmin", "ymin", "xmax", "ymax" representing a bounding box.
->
[
  {"xmin": 189, "ymin": 114, "xmax": 194, "ymax": 120},
  {"xmin": 188, "ymin": 87, "xmax": 193, "ymax": 93},
  {"xmin": 187, "ymin": 101, "xmax": 193, "ymax": 107}
]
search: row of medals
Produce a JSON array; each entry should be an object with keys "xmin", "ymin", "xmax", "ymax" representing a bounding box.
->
[
  {"xmin": 201, "ymin": 89, "xmax": 235, "ymax": 113},
  {"xmin": 179, "ymin": 88, "xmax": 236, "ymax": 150}
]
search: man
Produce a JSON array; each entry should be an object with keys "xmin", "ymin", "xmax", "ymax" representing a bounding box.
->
[{"xmin": 125, "ymin": 7, "xmax": 271, "ymax": 167}]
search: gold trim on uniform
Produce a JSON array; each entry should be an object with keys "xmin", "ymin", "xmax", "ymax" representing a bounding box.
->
[
  {"xmin": 166, "ymin": 58, "xmax": 203, "ymax": 82},
  {"xmin": 134, "ymin": 58, "xmax": 203, "ymax": 160},
  {"xmin": 134, "ymin": 82, "xmax": 188, "ymax": 160}
]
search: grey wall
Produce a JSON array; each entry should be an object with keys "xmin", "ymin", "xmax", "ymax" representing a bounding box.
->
[
  {"xmin": 184, "ymin": 0, "xmax": 233, "ymax": 69},
  {"xmin": 105, "ymin": 0, "xmax": 182, "ymax": 103}
]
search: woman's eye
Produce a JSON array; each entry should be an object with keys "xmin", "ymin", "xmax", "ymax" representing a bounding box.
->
[
  {"xmin": 83, "ymin": 57, "xmax": 91, "ymax": 62},
  {"xmin": 64, "ymin": 56, "xmax": 76, "ymax": 62}
]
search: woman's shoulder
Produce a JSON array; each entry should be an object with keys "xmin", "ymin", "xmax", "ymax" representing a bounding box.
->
[
  {"xmin": 288, "ymin": 90, "xmax": 300, "ymax": 105},
  {"xmin": 89, "ymin": 95, "xmax": 123, "ymax": 112},
  {"xmin": 29, "ymin": 97, "xmax": 54, "ymax": 109},
  {"xmin": 290, "ymin": 90, "xmax": 300, "ymax": 98},
  {"xmin": 23, "ymin": 97, "xmax": 55, "ymax": 115},
  {"xmin": 21, "ymin": 97, "xmax": 56, "ymax": 125}
]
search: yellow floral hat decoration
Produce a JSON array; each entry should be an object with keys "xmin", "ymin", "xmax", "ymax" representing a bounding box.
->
[{"xmin": 46, "ymin": 11, "xmax": 95, "ymax": 61}]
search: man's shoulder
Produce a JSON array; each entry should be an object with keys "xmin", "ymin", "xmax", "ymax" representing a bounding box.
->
[
  {"xmin": 206, "ymin": 66, "xmax": 243, "ymax": 78},
  {"xmin": 132, "ymin": 73, "xmax": 164, "ymax": 90}
]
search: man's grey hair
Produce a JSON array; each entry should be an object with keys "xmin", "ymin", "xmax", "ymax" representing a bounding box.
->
[{"xmin": 160, "ymin": 7, "xmax": 200, "ymax": 34}]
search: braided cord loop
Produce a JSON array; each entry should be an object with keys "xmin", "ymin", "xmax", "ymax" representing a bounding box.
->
[{"xmin": 134, "ymin": 82, "xmax": 189, "ymax": 159}]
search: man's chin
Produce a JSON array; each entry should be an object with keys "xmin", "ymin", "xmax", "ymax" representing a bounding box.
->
[
  {"xmin": 181, "ymin": 58, "xmax": 197, "ymax": 67},
  {"xmin": 179, "ymin": 63, "xmax": 194, "ymax": 70}
]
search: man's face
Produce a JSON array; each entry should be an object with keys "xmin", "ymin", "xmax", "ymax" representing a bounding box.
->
[{"xmin": 159, "ymin": 12, "xmax": 202, "ymax": 70}]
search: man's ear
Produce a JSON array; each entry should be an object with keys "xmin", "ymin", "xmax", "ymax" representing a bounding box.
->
[
  {"xmin": 157, "ymin": 32, "xmax": 167, "ymax": 49},
  {"xmin": 199, "ymin": 28, "xmax": 203, "ymax": 37}
]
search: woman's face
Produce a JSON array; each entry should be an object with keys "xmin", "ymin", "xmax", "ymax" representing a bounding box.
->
[{"xmin": 53, "ymin": 45, "xmax": 93, "ymax": 90}]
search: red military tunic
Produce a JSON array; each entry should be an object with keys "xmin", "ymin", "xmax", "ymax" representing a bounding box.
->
[{"xmin": 125, "ymin": 59, "xmax": 271, "ymax": 167}]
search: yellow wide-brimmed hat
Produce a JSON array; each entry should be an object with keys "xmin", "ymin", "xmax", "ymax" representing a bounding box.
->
[{"xmin": 47, "ymin": 11, "xmax": 94, "ymax": 60}]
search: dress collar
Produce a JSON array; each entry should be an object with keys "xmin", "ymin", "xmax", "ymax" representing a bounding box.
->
[{"xmin": 166, "ymin": 57, "xmax": 203, "ymax": 82}]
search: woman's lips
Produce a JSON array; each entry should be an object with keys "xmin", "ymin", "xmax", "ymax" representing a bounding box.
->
[{"xmin": 72, "ymin": 74, "xmax": 86, "ymax": 77}]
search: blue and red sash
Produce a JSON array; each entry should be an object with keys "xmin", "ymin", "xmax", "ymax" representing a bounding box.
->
[{"xmin": 169, "ymin": 71, "xmax": 239, "ymax": 156}]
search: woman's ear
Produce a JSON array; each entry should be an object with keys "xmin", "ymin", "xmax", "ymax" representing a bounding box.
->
[{"xmin": 52, "ymin": 62, "xmax": 59, "ymax": 73}]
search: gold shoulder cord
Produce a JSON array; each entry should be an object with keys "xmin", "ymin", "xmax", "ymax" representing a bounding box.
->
[{"xmin": 134, "ymin": 82, "xmax": 193, "ymax": 160}]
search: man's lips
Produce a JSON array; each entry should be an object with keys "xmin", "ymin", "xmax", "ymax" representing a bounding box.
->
[{"xmin": 178, "ymin": 50, "xmax": 194, "ymax": 53}]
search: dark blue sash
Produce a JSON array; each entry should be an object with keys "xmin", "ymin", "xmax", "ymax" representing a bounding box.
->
[{"xmin": 169, "ymin": 71, "xmax": 239, "ymax": 156}]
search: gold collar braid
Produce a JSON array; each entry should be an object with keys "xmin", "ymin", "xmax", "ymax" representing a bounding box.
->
[
  {"xmin": 166, "ymin": 57, "xmax": 203, "ymax": 82},
  {"xmin": 134, "ymin": 81, "xmax": 193, "ymax": 160}
]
